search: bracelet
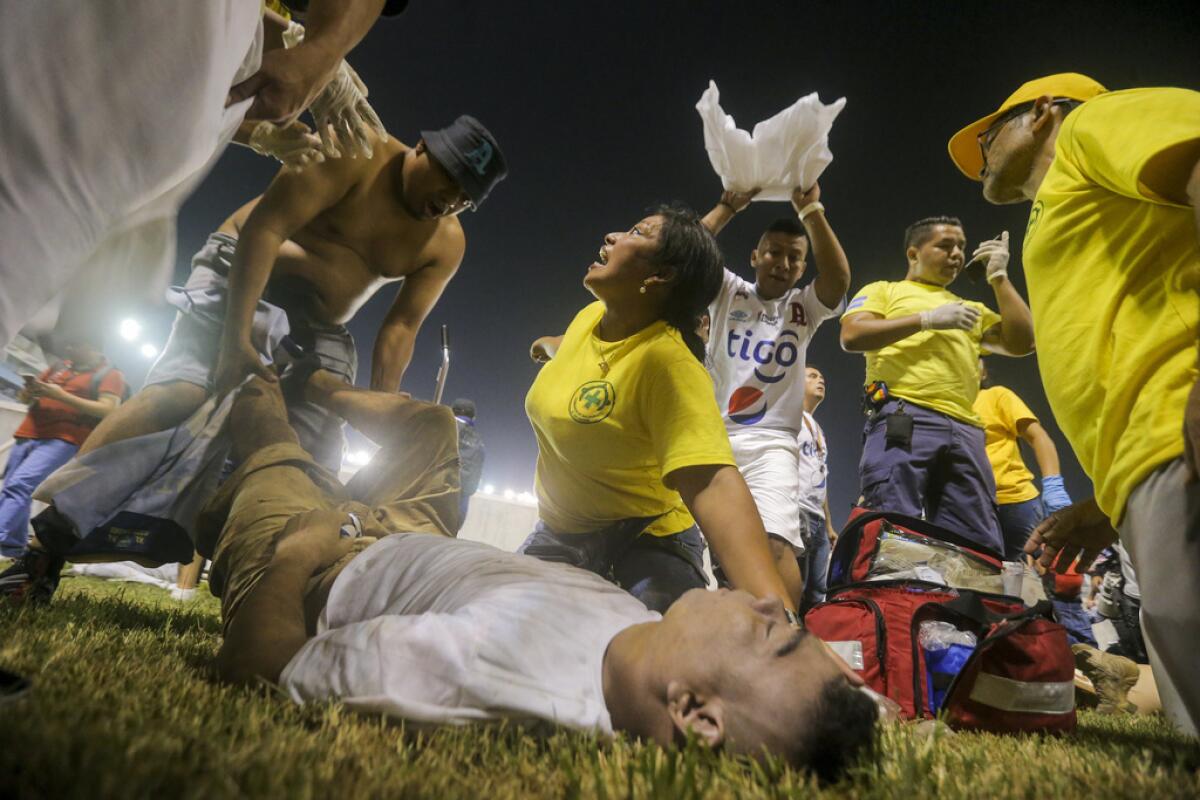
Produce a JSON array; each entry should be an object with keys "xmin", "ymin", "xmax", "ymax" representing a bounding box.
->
[
  {"xmin": 919, "ymin": 310, "xmax": 932, "ymax": 331},
  {"xmin": 784, "ymin": 608, "xmax": 803, "ymax": 629},
  {"xmin": 718, "ymin": 200, "xmax": 737, "ymax": 213},
  {"xmin": 798, "ymin": 201, "xmax": 825, "ymax": 222}
]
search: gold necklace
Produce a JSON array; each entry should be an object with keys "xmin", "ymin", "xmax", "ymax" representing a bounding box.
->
[{"xmin": 593, "ymin": 335, "xmax": 616, "ymax": 376}]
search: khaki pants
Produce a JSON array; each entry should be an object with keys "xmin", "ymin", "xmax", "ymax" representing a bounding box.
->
[{"xmin": 197, "ymin": 401, "xmax": 461, "ymax": 631}]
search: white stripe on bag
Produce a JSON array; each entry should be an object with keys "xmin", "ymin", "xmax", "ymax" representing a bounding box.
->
[
  {"xmin": 826, "ymin": 640, "xmax": 865, "ymax": 671},
  {"xmin": 968, "ymin": 672, "xmax": 1075, "ymax": 714}
]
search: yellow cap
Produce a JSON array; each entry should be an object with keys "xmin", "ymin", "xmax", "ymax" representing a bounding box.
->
[{"xmin": 947, "ymin": 73, "xmax": 1108, "ymax": 180}]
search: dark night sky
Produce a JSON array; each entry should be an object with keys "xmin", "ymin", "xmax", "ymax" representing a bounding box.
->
[{"xmin": 113, "ymin": 0, "xmax": 1200, "ymax": 528}]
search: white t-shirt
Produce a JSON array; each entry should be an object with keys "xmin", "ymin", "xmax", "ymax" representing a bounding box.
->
[
  {"xmin": 706, "ymin": 269, "xmax": 843, "ymax": 435},
  {"xmin": 280, "ymin": 534, "xmax": 659, "ymax": 735},
  {"xmin": 797, "ymin": 411, "xmax": 828, "ymax": 517}
]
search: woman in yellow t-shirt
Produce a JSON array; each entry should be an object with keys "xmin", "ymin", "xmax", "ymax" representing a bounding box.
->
[{"xmin": 523, "ymin": 205, "xmax": 794, "ymax": 613}]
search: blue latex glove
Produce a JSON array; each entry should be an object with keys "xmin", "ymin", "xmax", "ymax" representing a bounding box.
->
[{"xmin": 1040, "ymin": 474, "xmax": 1072, "ymax": 514}]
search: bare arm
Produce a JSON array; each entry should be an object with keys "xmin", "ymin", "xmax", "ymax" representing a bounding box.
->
[
  {"xmin": 216, "ymin": 511, "xmax": 355, "ymax": 685},
  {"xmin": 823, "ymin": 496, "xmax": 837, "ymax": 544},
  {"xmin": 214, "ymin": 155, "xmax": 363, "ymax": 394},
  {"xmin": 230, "ymin": 0, "xmax": 386, "ymax": 123},
  {"xmin": 530, "ymin": 335, "xmax": 565, "ymax": 363},
  {"xmin": 1017, "ymin": 419, "xmax": 1061, "ymax": 478},
  {"xmin": 700, "ymin": 189, "xmax": 759, "ymax": 236},
  {"xmin": 792, "ymin": 184, "xmax": 850, "ymax": 309},
  {"xmin": 840, "ymin": 311, "xmax": 922, "ymax": 352},
  {"xmin": 980, "ymin": 278, "xmax": 1035, "ymax": 356},
  {"xmin": 669, "ymin": 464, "xmax": 796, "ymax": 612},
  {"xmin": 369, "ymin": 225, "xmax": 464, "ymax": 392}
]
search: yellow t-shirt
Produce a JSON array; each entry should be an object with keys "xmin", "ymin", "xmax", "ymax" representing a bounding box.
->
[
  {"xmin": 842, "ymin": 280, "xmax": 1001, "ymax": 425},
  {"xmin": 973, "ymin": 386, "xmax": 1040, "ymax": 504},
  {"xmin": 1022, "ymin": 87, "xmax": 1200, "ymax": 523},
  {"xmin": 525, "ymin": 301, "xmax": 736, "ymax": 537}
]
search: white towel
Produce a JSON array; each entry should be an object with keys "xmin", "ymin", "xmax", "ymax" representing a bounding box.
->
[
  {"xmin": 695, "ymin": 80, "xmax": 846, "ymax": 202},
  {"xmin": 0, "ymin": 1, "xmax": 263, "ymax": 344}
]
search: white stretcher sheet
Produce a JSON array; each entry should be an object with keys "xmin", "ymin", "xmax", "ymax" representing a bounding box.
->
[{"xmin": 0, "ymin": 1, "xmax": 263, "ymax": 344}]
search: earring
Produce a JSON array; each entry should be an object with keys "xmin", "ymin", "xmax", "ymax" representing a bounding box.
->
[{"xmin": 639, "ymin": 284, "xmax": 647, "ymax": 294}]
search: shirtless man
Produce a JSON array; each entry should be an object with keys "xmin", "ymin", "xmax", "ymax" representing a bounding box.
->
[{"xmin": 77, "ymin": 115, "xmax": 507, "ymax": 471}]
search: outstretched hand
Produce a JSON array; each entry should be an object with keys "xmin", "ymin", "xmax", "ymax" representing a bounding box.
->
[
  {"xmin": 1024, "ymin": 496, "xmax": 1118, "ymax": 573},
  {"xmin": 249, "ymin": 120, "xmax": 326, "ymax": 169},
  {"xmin": 227, "ymin": 45, "xmax": 340, "ymax": 125},
  {"xmin": 720, "ymin": 188, "xmax": 760, "ymax": 213},
  {"xmin": 791, "ymin": 183, "xmax": 821, "ymax": 213},
  {"xmin": 213, "ymin": 341, "xmax": 277, "ymax": 398}
]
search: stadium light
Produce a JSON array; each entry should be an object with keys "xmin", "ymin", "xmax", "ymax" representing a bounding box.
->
[
  {"xmin": 517, "ymin": 491, "xmax": 536, "ymax": 505},
  {"xmin": 346, "ymin": 450, "xmax": 371, "ymax": 466},
  {"xmin": 119, "ymin": 318, "xmax": 142, "ymax": 341},
  {"xmin": 140, "ymin": 343, "xmax": 159, "ymax": 359},
  {"xmin": 482, "ymin": 484, "xmax": 495, "ymax": 495}
]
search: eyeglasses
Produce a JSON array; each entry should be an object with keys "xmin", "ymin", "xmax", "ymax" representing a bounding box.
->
[{"xmin": 976, "ymin": 98, "xmax": 1077, "ymax": 177}]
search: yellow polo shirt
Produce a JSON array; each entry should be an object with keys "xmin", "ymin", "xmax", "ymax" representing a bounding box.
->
[
  {"xmin": 842, "ymin": 280, "xmax": 1001, "ymax": 425},
  {"xmin": 526, "ymin": 301, "xmax": 736, "ymax": 537},
  {"xmin": 1022, "ymin": 87, "xmax": 1200, "ymax": 523},
  {"xmin": 973, "ymin": 386, "xmax": 1040, "ymax": 504}
]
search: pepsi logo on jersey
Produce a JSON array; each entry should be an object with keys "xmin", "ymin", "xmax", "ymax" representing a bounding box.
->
[{"xmin": 728, "ymin": 385, "xmax": 766, "ymax": 425}]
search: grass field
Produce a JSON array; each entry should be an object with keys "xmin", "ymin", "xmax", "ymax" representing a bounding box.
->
[{"xmin": 2, "ymin": 571, "xmax": 1198, "ymax": 800}]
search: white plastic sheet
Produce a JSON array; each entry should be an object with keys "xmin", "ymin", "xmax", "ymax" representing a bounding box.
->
[{"xmin": 695, "ymin": 81, "xmax": 846, "ymax": 202}]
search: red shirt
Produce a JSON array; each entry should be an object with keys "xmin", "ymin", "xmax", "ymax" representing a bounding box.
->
[{"xmin": 14, "ymin": 361, "xmax": 126, "ymax": 447}]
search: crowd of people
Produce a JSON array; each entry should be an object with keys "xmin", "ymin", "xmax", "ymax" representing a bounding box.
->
[{"xmin": 0, "ymin": 0, "xmax": 1197, "ymax": 781}]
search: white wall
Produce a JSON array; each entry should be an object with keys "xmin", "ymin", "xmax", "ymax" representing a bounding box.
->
[{"xmin": 457, "ymin": 493, "xmax": 539, "ymax": 551}]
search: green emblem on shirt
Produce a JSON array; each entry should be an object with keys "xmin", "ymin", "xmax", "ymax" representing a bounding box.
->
[
  {"xmin": 569, "ymin": 380, "xmax": 616, "ymax": 424},
  {"xmin": 1025, "ymin": 200, "xmax": 1044, "ymax": 241}
]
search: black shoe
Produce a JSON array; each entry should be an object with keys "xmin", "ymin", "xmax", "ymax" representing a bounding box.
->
[{"xmin": 0, "ymin": 550, "xmax": 66, "ymax": 606}]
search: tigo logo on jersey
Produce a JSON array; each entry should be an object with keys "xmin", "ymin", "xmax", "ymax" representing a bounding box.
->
[
  {"xmin": 728, "ymin": 386, "xmax": 766, "ymax": 425},
  {"xmin": 725, "ymin": 329, "xmax": 800, "ymax": 384}
]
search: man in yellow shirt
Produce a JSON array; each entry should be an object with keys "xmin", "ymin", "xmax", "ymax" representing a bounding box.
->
[
  {"xmin": 949, "ymin": 73, "xmax": 1200, "ymax": 733},
  {"xmin": 840, "ymin": 217, "xmax": 1035, "ymax": 552},
  {"xmin": 973, "ymin": 361, "xmax": 1073, "ymax": 559}
]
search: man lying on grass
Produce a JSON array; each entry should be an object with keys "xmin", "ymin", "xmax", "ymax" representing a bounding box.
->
[{"xmin": 204, "ymin": 375, "xmax": 878, "ymax": 780}]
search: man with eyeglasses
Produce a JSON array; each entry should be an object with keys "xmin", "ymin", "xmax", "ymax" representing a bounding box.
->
[
  {"xmin": 948, "ymin": 72, "xmax": 1200, "ymax": 734},
  {"xmin": 72, "ymin": 115, "xmax": 507, "ymax": 474}
]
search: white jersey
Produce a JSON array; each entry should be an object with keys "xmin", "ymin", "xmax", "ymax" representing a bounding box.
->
[
  {"xmin": 797, "ymin": 411, "xmax": 829, "ymax": 517},
  {"xmin": 706, "ymin": 269, "xmax": 843, "ymax": 435},
  {"xmin": 281, "ymin": 534, "xmax": 659, "ymax": 735}
]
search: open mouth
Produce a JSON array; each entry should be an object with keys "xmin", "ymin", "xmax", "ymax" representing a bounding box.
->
[{"xmin": 598, "ymin": 245, "xmax": 609, "ymax": 265}]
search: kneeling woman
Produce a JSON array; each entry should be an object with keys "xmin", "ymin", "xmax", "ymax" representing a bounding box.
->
[{"xmin": 524, "ymin": 205, "xmax": 793, "ymax": 613}]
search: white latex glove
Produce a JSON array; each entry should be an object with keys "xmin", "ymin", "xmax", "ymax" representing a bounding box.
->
[
  {"xmin": 282, "ymin": 22, "xmax": 387, "ymax": 160},
  {"xmin": 972, "ymin": 231, "xmax": 1011, "ymax": 284},
  {"xmin": 920, "ymin": 302, "xmax": 981, "ymax": 332},
  {"xmin": 248, "ymin": 120, "xmax": 325, "ymax": 169}
]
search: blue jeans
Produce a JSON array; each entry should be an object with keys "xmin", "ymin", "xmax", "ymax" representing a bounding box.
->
[
  {"xmin": 800, "ymin": 510, "xmax": 831, "ymax": 607},
  {"xmin": 0, "ymin": 437, "xmax": 79, "ymax": 556},
  {"xmin": 1053, "ymin": 598, "xmax": 1098, "ymax": 647},
  {"xmin": 997, "ymin": 496, "xmax": 1046, "ymax": 561},
  {"xmin": 519, "ymin": 517, "xmax": 708, "ymax": 613},
  {"xmin": 859, "ymin": 399, "xmax": 1002, "ymax": 553}
]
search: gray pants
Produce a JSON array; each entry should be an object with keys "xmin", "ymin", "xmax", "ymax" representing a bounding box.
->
[
  {"xmin": 1119, "ymin": 458, "xmax": 1200, "ymax": 735},
  {"xmin": 145, "ymin": 232, "xmax": 357, "ymax": 472}
]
